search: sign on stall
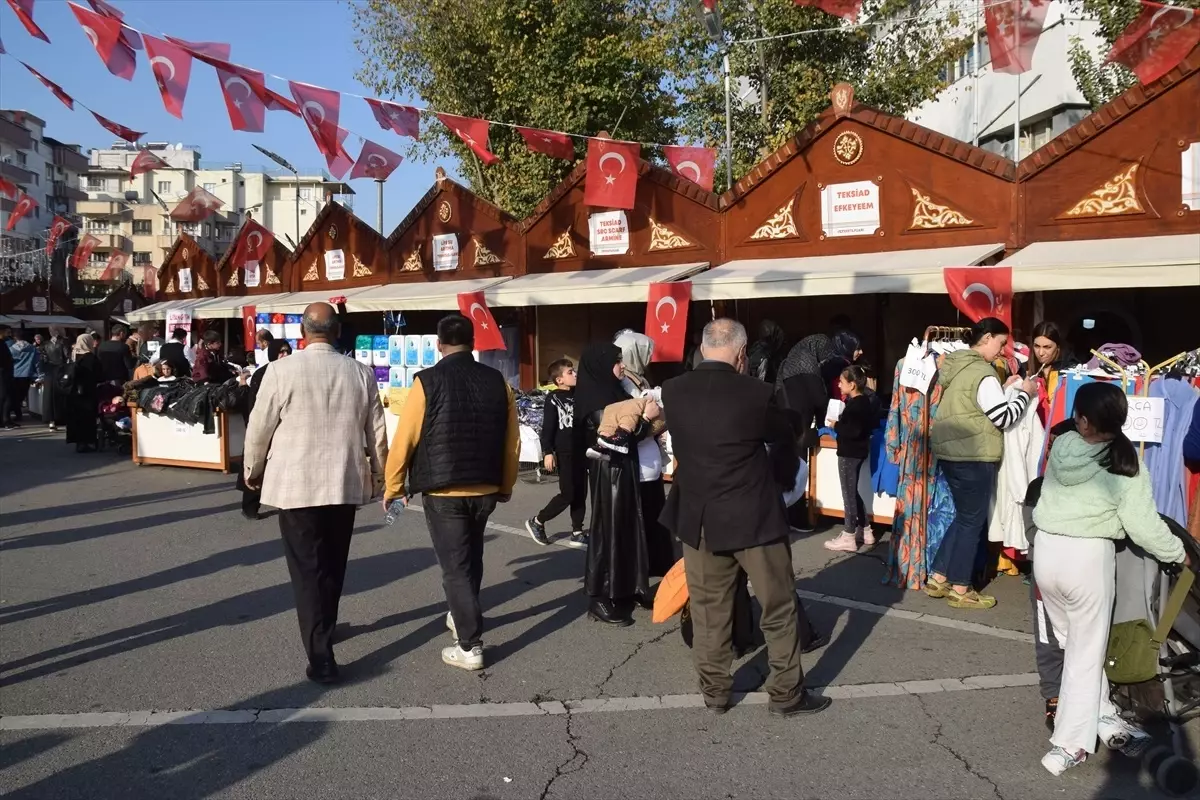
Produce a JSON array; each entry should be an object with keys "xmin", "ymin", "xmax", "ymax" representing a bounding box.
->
[
  {"xmin": 32, "ymin": 297, "xmax": 48, "ymax": 312},
  {"xmin": 178, "ymin": 268, "xmax": 193, "ymax": 293},
  {"xmin": 324, "ymin": 250, "xmax": 346, "ymax": 281},
  {"xmin": 166, "ymin": 309, "xmax": 193, "ymax": 336},
  {"xmin": 244, "ymin": 260, "xmax": 260, "ymax": 288},
  {"xmin": 1123, "ymin": 396, "xmax": 1165, "ymax": 443},
  {"xmin": 589, "ymin": 210, "xmax": 630, "ymax": 256},
  {"xmin": 432, "ymin": 234, "xmax": 459, "ymax": 271},
  {"xmin": 820, "ymin": 180, "xmax": 881, "ymax": 238},
  {"xmin": 899, "ymin": 342, "xmax": 936, "ymax": 394}
]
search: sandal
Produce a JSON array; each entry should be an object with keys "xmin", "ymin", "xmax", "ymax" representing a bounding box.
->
[
  {"xmin": 947, "ymin": 589, "xmax": 997, "ymax": 609},
  {"xmin": 924, "ymin": 577, "xmax": 950, "ymax": 598}
]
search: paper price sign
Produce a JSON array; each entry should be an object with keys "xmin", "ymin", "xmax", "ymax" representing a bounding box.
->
[
  {"xmin": 899, "ymin": 344, "xmax": 935, "ymax": 394},
  {"xmin": 1123, "ymin": 396, "xmax": 1164, "ymax": 443}
]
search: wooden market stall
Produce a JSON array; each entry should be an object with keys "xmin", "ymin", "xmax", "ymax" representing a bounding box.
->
[
  {"xmin": 206, "ymin": 220, "xmax": 296, "ymax": 352},
  {"xmin": 0, "ymin": 281, "xmax": 90, "ymax": 422},
  {"xmin": 76, "ymin": 282, "xmax": 149, "ymax": 334}
]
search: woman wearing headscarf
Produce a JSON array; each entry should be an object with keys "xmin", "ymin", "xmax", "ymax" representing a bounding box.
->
[
  {"xmin": 822, "ymin": 329, "xmax": 863, "ymax": 400},
  {"xmin": 747, "ymin": 319, "xmax": 786, "ymax": 384},
  {"xmin": 777, "ymin": 334, "xmax": 835, "ymax": 453},
  {"xmin": 575, "ymin": 341, "xmax": 662, "ymax": 626},
  {"xmin": 236, "ymin": 339, "xmax": 292, "ymax": 519},
  {"xmin": 613, "ymin": 330, "xmax": 676, "ymax": 585},
  {"xmin": 38, "ymin": 326, "xmax": 71, "ymax": 431},
  {"xmin": 65, "ymin": 333, "xmax": 100, "ymax": 453}
]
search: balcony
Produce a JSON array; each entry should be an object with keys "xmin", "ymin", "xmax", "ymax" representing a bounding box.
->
[
  {"xmin": 86, "ymin": 233, "xmax": 131, "ymax": 250},
  {"xmin": 0, "ymin": 117, "xmax": 34, "ymax": 149},
  {"xmin": 0, "ymin": 197, "xmax": 16, "ymax": 213},
  {"xmin": 52, "ymin": 182, "xmax": 88, "ymax": 203},
  {"xmin": 77, "ymin": 199, "xmax": 130, "ymax": 216},
  {"xmin": 0, "ymin": 160, "xmax": 37, "ymax": 185},
  {"xmin": 53, "ymin": 146, "xmax": 88, "ymax": 174}
]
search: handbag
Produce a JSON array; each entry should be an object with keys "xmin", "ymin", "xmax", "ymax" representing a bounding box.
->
[{"xmin": 1105, "ymin": 568, "xmax": 1193, "ymax": 685}]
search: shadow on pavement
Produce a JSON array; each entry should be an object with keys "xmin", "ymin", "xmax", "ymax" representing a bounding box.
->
[
  {"xmin": 0, "ymin": 503, "xmax": 243, "ymax": 551},
  {"xmin": 0, "ymin": 483, "xmax": 230, "ymax": 529}
]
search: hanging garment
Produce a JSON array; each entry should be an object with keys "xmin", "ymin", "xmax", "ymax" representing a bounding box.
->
[
  {"xmin": 988, "ymin": 388, "xmax": 1045, "ymax": 552},
  {"xmin": 1143, "ymin": 377, "xmax": 1200, "ymax": 527},
  {"xmin": 925, "ymin": 463, "xmax": 954, "ymax": 568}
]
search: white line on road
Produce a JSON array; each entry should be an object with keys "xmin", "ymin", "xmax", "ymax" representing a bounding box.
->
[{"xmin": 0, "ymin": 673, "xmax": 1039, "ymax": 731}]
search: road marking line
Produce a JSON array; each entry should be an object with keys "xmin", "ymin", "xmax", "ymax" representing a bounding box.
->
[{"xmin": 0, "ymin": 673, "xmax": 1039, "ymax": 730}]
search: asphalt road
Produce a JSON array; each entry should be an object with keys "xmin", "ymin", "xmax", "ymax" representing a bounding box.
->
[{"xmin": 1, "ymin": 426, "xmax": 1194, "ymax": 799}]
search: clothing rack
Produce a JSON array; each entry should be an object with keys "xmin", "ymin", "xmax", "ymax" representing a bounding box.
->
[
  {"xmin": 1136, "ymin": 352, "xmax": 1190, "ymax": 457},
  {"xmin": 917, "ymin": 326, "xmax": 973, "ymax": 555}
]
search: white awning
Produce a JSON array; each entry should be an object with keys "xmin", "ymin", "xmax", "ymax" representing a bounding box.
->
[
  {"xmin": 0, "ymin": 314, "xmax": 90, "ymax": 327},
  {"xmin": 251, "ymin": 288, "xmax": 373, "ymax": 315},
  {"xmin": 487, "ymin": 263, "xmax": 709, "ymax": 307},
  {"xmin": 689, "ymin": 245, "xmax": 1004, "ymax": 300},
  {"xmin": 998, "ymin": 234, "xmax": 1200, "ymax": 290},
  {"xmin": 170, "ymin": 293, "xmax": 295, "ymax": 319},
  {"xmin": 347, "ymin": 277, "xmax": 513, "ymax": 313},
  {"xmin": 120, "ymin": 298, "xmax": 215, "ymax": 323}
]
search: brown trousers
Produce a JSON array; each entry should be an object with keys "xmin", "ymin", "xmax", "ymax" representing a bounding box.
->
[{"xmin": 681, "ymin": 534, "xmax": 804, "ymax": 706}]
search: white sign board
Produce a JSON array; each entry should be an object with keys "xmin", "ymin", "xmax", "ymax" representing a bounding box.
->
[
  {"xmin": 31, "ymin": 296, "xmax": 48, "ymax": 312},
  {"xmin": 588, "ymin": 210, "xmax": 630, "ymax": 256},
  {"xmin": 122, "ymin": 299, "xmax": 134, "ymax": 313},
  {"xmin": 820, "ymin": 180, "xmax": 881, "ymax": 238},
  {"xmin": 899, "ymin": 343, "xmax": 936, "ymax": 394},
  {"xmin": 166, "ymin": 309, "xmax": 193, "ymax": 336},
  {"xmin": 1184, "ymin": 142, "xmax": 1200, "ymax": 211},
  {"xmin": 244, "ymin": 260, "xmax": 260, "ymax": 288},
  {"xmin": 178, "ymin": 268, "xmax": 193, "ymax": 293},
  {"xmin": 1124, "ymin": 396, "xmax": 1165, "ymax": 443},
  {"xmin": 324, "ymin": 249, "xmax": 345, "ymax": 281},
  {"xmin": 432, "ymin": 234, "xmax": 459, "ymax": 271}
]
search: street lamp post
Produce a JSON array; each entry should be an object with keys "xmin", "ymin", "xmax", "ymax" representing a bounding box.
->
[{"xmin": 693, "ymin": 0, "xmax": 731, "ymax": 189}]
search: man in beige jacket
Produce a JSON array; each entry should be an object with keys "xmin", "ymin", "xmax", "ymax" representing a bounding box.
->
[{"xmin": 244, "ymin": 302, "xmax": 388, "ymax": 684}]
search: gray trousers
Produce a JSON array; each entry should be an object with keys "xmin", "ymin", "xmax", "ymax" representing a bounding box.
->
[
  {"xmin": 1030, "ymin": 560, "xmax": 1065, "ymax": 701},
  {"xmin": 837, "ymin": 456, "xmax": 867, "ymax": 532}
]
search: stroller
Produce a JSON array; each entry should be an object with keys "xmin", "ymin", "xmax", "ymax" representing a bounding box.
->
[{"xmin": 97, "ymin": 381, "xmax": 132, "ymax": 455}]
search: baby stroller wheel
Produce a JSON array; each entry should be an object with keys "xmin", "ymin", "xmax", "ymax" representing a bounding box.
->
[
  {"xmin": 1145, "ymin": 745, "xmax": 1174, "ymax": 775},
  {"xmin": 1156, "ymin": 755, "xmax": 1199, "ymax": 797}
]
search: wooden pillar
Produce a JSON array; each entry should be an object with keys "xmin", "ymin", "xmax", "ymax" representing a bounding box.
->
[{"xmin": 518, "ymin": 306, "xmax": 536, "ymax": 390}]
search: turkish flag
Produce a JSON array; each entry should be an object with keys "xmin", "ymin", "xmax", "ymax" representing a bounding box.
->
[
  {"xmin": 6, "ymin": 0, "xmax": 50, "ymax": 43},
  {"xmin": 166, "ymin": 37, "xmax": 230, "ymax": 61},
  {"xmin": 367, "ymin": 98, "xmax": 420, "ymax": 139},
  {"xmin": 130, "ymin": 148, "xmax": 169, "ymax": 177},
  {"xmin": 92, "ymin": 111, "xmax": 143, "ymax": 143},
  {"xmin": 985, "ymin": 0, "xmax": 1051, "ymax": 75},
  {"xmin": 241, "ymin": 305, "xmax": 257, "ymax": 352},
  {"xmin": 143, "ymin": 265, "xmax": 158, "ymax": 295},
  {"xmin": 1106, "ymin": 1, "xmax": 1200, "ymax": 85},
  {"xmin": 213, "ymin": 62, "xmax": 269, "ymax": 133},
  {"xmin": 437, "ymin": 114, "xmax": 499, "ymax": 166},
  {"xmin": 72, "ymin": 234, "xmax": 101, "ymax": 269},
  {"xmin": 0, "ymin": 177, "xmax": 17, "ymax": 198},
  {"xmin": 943, "ymin": 267, "xmax": 1013, "ymax": 329},
  {"xmin": 645, "ymin": 282, "xmax": 691, "ymax": 363},
  {"xmin": 22, "ymin": 63, "xmax": 74, "ymax": 109},
  {"xmin": 290, "ymin": 81, "xmax": 342, "ymax": 157},
  {"xmin": 67, "ymin": 2, "xmax": 135, "ymax": 80},
  {"xmin": 584, "ymin": 138, "xmax": 640, "ymax": 210},
  {"xmin": 87, "ymin": 0, "xmax": 141, "ymax": 51},
  {"xmin": 457, "ymin": 291, "xmax": 506, "ymax": 351},
  {"xmin": 46, "ymin": 215, "xmax": 73, "ymax": 257},
  {"xmin": 5, "ymin": 192, "xmax": 36, "ymax": 231},
  {"xmin": 100, "ymin": 251, "xmax": 129, "ymax": 281},
  {"xmin": 171, "ymin": 186, "xmax": 224, "ymax": 221},
  {"xmin": 310, "ymin": 126, "xmax": 354, "ymax": 180},
  {"xmin": 350, "ymin": 139, "xmax": 403, "ymax": 181},
  {"xmin": 142, "ymin": 34, "xmax": 191, "ymax": 118},
  {"xmin": 231, "ymin": 219, "xmax": 273, "ymax": 268},
  {"xmin": 664, "ymin": 145, "xmax": 717, "ymax": 191},
  {"xmin": 794, "ymin": 0, "xmax": 863, "ymax": 21},
  {"xmin": 517, "ymin": 127, "xmax": 575, "ymax": 161},
  {"xmin": 265, "ymin": 88, "xmax": 299, "ymax": 116}
]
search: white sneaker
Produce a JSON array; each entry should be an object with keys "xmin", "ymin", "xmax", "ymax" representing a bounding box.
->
[
  {"xmin": 823, "ymin": 531, "xmax": 858, "ymax": 552},
  {"xmin": 1041, "ymin": 746, "xmax": 1087, "ymax": 776},
  {"xmin": 446, "ymin": 611, "xmax": 457, "ymax": 640},
  {"xmin": 861, "ymin": 527, "xmax": 876, "ymax": 547},
  {"xmin": 442, "ymin": 644, "xmax": 484, "ymax": 671},
  {"xmin": 1098, "ymin": 713, "xmax": 1152, "ymax": 757}
]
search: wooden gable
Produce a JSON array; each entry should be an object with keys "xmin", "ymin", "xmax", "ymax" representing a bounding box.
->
[
  {"xmin": 1017, "ymin": 46, "xmax": 1200, "ymax": 244},
  {"xmin": 215, "ymin": 222, "xmax": 293, "ymax": 295},
  {"xmin": 0, "ymin": 281, "xmax": 75, "ymax": 316},
  {"xmin": 157, "ymin": 234, "xmax": 220, "ymax": 301},
  {"xmin": 287, "ymin": 202, "xmax": 387, "ymax": 291},
  {"xmin": 520, "ymin": 158, "xmax": 721, "ymax": 274},
  {"xmin": 723, "ymin": 97, "xmax": 1016, "ymax": 260},
  {"xmin": 387, "ymin": 169, "xmax": 523, "ymax": 282},
  {"xmin": 81, "ymin": 283, "xmax": 149, "ymax": 321}
]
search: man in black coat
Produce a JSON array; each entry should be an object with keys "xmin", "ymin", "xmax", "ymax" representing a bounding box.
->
[
  {"xmin": 96, "ymin": 323, "xmax": 135, "ymax": 384},
  {"xmin": 661, "ymin": 318, "xmax": 830, "ymax": 718},
  {"xmin": 159, "ymin": 328, "xmax": 192, "ymax": 378}
]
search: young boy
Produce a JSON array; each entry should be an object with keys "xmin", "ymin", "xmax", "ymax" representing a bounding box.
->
[{"xmin": 526, "ymin": 359, "xmax": 587, "ymax": 549}]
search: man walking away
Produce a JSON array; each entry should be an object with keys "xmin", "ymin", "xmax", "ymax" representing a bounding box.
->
[
  {"xmin": 526, "ymin": 358, "xmax": 587, "ymax": 548},
  {"xmin": 97, "ymin": 324, "xmax": 135, "ymax": 385},
  {"xmin": 244, "ymin": 303, "xmax": 388, "ymax": 685},
  {"xmin": 0, "ymin": 325, "xmax": 15, "ymax": 429},
  {"xmin": 8, "ymin": 330, "xmax": 38, "ymax": 424},
  {"xmin": 385, "ymin": 314, "xmax": 519, "ymax": 671},
  {"xmin": 160, "ymin": 328, "xmax": 192, "ymax": 378},
  {"xmin": 661, "ymin": 318, "xmax": 830, "ymax": 717}
]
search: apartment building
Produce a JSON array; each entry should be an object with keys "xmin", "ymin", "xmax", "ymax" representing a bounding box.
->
[{"xmin": 78, "ymin": 142, "xmax": 352, "ymax": 289}]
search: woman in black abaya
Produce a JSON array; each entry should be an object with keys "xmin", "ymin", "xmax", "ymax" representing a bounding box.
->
[{"xmin": 575, "ymin": 342, "xmax": 661, "ymax": 626}]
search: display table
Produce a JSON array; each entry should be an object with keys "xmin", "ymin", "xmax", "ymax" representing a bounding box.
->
[
  {"xmin": 130, "ymin": 405, "xmax": 245, "ymax": 473},
  {"xmin": 807, "ymin": 435, "xmax": 895, "ymax": 527}
]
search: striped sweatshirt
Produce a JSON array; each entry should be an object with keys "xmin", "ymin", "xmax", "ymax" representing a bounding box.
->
[{"xmin": 976, "ymin": 377, "xmax": 1031, "ymax": 430}]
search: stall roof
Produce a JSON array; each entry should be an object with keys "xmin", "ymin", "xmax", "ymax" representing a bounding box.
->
[
  {"xmin": 124, "ymin": 297, "xmax": 218, "ymax": 323},
  {"xmin": 689, "ymin": 244, "xmax": 1003, "ymax": 300},
  {"xmin": 178, "ymin": 293, "xmax": 295, "ymax": 319},
  {"xmin": 0, "ymin": 314, "xmax": 90, "ymax": 327},
  {"xmin": 487, "ymin": 263, "xmax": 709, "ymax": 307},
  {"xmin": 997, "ymin": 234, "xmax": 1200, "ymax": 290},
  {"xmin": 347, "ymin": 277, "xmax": 513, "ymax": 313},
  {"xmin": 250, "ymin": 288, "xmax": 373, "ymax": 315}
]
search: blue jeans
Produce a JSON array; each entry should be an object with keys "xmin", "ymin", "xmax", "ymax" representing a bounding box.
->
[{"xmin": 931, "ymin": 460, "xmax": 998, "ymax": 586}]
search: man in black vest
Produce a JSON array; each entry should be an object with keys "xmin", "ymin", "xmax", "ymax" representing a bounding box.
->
[
  {"xmin": 384, "ymin": 314, "xmax": 518, "ymax": 671},
  {"xmin": 159, "ymin": 328, "xmax": 193, "ymax": 378}
]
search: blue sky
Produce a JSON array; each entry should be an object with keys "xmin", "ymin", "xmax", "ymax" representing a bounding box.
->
[{"xmin": 1, "ymin": 0, "xmax": 458, "ymax": 234}]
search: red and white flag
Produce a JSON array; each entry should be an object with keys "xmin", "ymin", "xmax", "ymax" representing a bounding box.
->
[
  {"xmin": 943, "ymin": 267, "xmax": 1013, "ymax": 330},
  {"xmin": 366, "ymin": 98, "xmax": 420, "ymax": 139},
  {"xmin": 87, "ymin": 0, "xmax": 141, "ymax": 50},
  {"xmin": 4, "ymin": 192, "xmax": 36, "ymax": 231},
  {"xmin": 46, "ymin": 215, "xmax": 73, "ymax": 257},
  {"xmin": 143, "ymin": 265, "xmax": 158, "ymax": 295},
  {"xmin": 290, "ymin": 81, "xmax": 342, "ymax": 157},
  {"xmin": 142, "ymin": 34, "xmax": 191, "ymax": 118},
  {"xmin": 167, "ymin": 36, "xmax": 230, "ymax": 61},
  {"xmin": 664, "ymin": 145, "xmax": 717, "ymax": 191},
  {"xmin": 265, "ymin": 88, "xmax": 299, "ymax": 116},
  {"xmin": 1106, "ymin": 1, "xmax": 1200, "ymax": 85},
  {"xmin": 0, "ymin": 177, "xmax": 17, "ymax": 198},
  {"xmin": 457, "ymin": 291, "xmax": 506, "ymax": 351},
  {"xmin": 517, "ymin": 127, "xmax": 575, "ymax": 161},
  {"xmin": 171, "ymin": 186, "xmax": 224, "ymax": 221},
  {"xmin": 72, "ymin": 234, "xmax": 101, "ymax": 269},
  {"xmin": 794, "ymin": 0, "xmax": 863, "ymax": 22},
  {"xmin": 100, "ymin": 251, "xmax": 129, "ymax": 281},
  {"xmin": 349, "ymin": 139, "xmax": 403, "ymax": 181},
  {"xmin": 645, "ymin": 282, "xmax": 691, "ymax": 363},
  {"xmin": 130, "ymin": 148, "xmax": 169, "ymax": 177},
  {"xmin": 67, "ymin": 2, "xmax": 135, "ymax": 80},
  {"xmin": 230, "ymin": 219, "xmax": 273, "ymax": 268},
  {"xmin": 584, "ymin": 138, "xmax": 640, "ymax": 210},
  {"xmin": 22, "ymin": 63, "xmax": 74, "ymax": 109},
  {"xmin": 92, "ymin": 111, "xmax": 143, "ymax": 143},
  {"xmin": 213, "ymin": 62, "xmax": 269, "ymax": 133},
  {"xmin": 314, "ymin": 126, "xmax": 354, "ymax": 180},
  {"xmin": 437, "ymin": 114, "xmax": 499, "ymax": 166},
  {"xmin": 985, "ymin": 0, "xmax": 1051, "ymax": 75},
  {"xmin": 241, "ymin": 305, "xmax": 257, "ymax": 352},
  {"xmin": 5, "ymin": 0, "xmax": 50, "ymax": 43}
]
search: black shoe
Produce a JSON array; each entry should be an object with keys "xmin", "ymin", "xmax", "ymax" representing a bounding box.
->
[
  {"xmin": 305, "ymin": 659, "xmax": 340, "ymax": 685},
  {"xmin": 769, "ymin": 690, "xmax": 831, "ymax": 717},
  {"xmin": 241, "ymin": 507, "xmax": 260, "ymax": 521},
  {"xmin": 565, "ymin": 531, "xmax": 588, "ymax": 549},
  {"xmin": 801, "ymin": 632, "xmax": 830, "ymax": 655},
  {"xmin": 525, "ymin": 517, "xmax": 550, "ymax": 546},
  {"xmin": 588, "ymin": 599, "xmax": 633, "ymax": 627}
]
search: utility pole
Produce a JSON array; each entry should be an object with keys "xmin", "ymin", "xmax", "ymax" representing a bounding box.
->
[{"xmin": 376, "ymin": 180, "xmax": 384, "ymax": 234}]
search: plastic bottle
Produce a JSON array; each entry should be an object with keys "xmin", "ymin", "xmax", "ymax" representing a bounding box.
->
[{"xmin": 384, "ymin": 499, "xmax": 406, "ymax": 525}]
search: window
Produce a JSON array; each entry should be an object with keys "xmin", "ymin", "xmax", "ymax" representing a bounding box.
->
[
  {"xmin": 45, "ymin": 165, "xmax": 54, "ymax": 180},
  {"xmin": 88, "ymin": 220, "xmax": 110, "ymax": 233},
  {"xmin": 32, "ymin": 141, "xmax": 38, "ymax": 153},
  {"xmin": 31, "ymin": 174, "xmax": 38, "ymax": 185},
  {"xmin": 300, "ymin": 208, "xmax": 307, "ymax": 216},
  {"xmin": 133, "ymin": 252, "xmax": 152, "ymax": 266},
  {"xmin": 203, "ymin": 224, "xmax": 211, "ymax": 237},
  {"xmin": 203, "ymin": 182, "xmax": 216, "ymax": 192},
  {"xmin": 16, "ymin": 151, "xmax": 26, "ymax": 166},
  {"xmin": 161, "ymin": 219, "xmax": 172, "ymax": 235},
  {"xmin": 157, "ymin": 180, "xmax": 171, "ymax": 193},
  {"xmin": 132, "ymin": 219, "xmax": 152, "ymax": 235}
]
